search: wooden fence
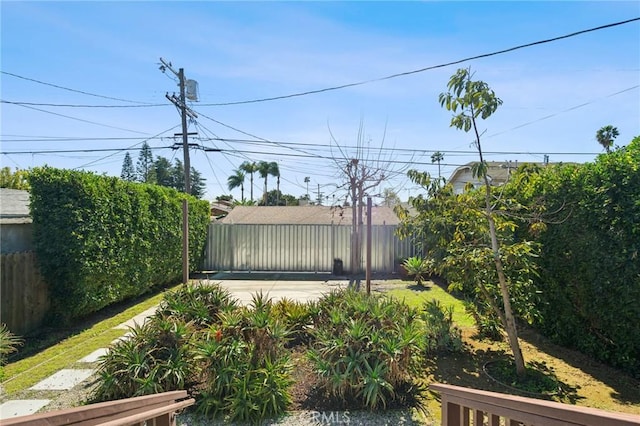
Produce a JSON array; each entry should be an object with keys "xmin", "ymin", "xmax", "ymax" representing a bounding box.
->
[
  {"xmin": 0, "ymin": 251, "xmax": 49, "ymax": 335},
  {"xmin": 431, "ymin": 383, "xmax": 640, "ymax": 426}
]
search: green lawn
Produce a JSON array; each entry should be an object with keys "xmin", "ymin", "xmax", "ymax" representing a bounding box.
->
[{"xmin": 384, "ymin": 280, "xmax": 475, "ymax": 330}]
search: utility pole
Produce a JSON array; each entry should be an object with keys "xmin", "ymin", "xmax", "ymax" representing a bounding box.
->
[{"xmin": 159, "ymin": 58, "xmax": 197, "ymax": 284}]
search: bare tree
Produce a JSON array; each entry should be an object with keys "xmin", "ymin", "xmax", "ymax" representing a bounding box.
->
[{"xmin": 328, "ymin": 120, "xmax": 409, "ymax": 278}]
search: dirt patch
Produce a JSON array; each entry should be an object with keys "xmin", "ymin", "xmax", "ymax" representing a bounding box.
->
[{"xmin": 420, "ymin": 326, "xmax": 640, "ymax": 416}]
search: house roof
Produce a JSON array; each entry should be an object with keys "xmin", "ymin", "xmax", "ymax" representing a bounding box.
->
[
  {"xmin": 448, "ymin": 161, "xmax": 576, "ymax": 188},
  {"xmin": 0, "ymin": 188, "xmax": 31, "ymax": 224},
  {"xmin": 220, "ymin": 205, "xmax": 399, "ymax": 225},
  {"xmin": 448, "ymin": 161, "xmax": 520, "ymax": 186},
  {"xmin": 211, "ymin": 201, "xmax": 233, "ymax": 217}
]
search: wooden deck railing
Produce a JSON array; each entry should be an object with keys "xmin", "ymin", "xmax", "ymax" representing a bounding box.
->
[
  {"xmin": 431, "ymin": 383, "xmax": 640, "ymax": 426},
  {"xmin": 2, "ymin": 390, "xmax": 194, "ymax": 426}
]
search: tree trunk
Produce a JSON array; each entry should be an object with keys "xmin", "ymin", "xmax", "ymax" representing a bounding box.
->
[
  {"xmin": 485, "ymin": 202, "xmax": 526, "ymax": 376},
  {"xmin": 249, "ymin": 173, "xmax": 254, "ymax": 202},
  {"xmin": 263, "ymin": 177, "xmax": 268, "ymax": 205},
  {"xmin": 351, "ymin": 178, "xmax": 358, "ymax": 275},
  {"xmin": 471, "ymin": 99, "xmax": 526, "ymax": 377}
]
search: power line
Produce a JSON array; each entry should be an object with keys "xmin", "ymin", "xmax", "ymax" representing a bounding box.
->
[
  {"xmin": 0, "ymin": 134, "xmax": 602, "ymax": 156},
  {"xmin": 0, "ymin": 137, "xmax": 166, "ymax": 142},
  {"xmin": 5, "ymin": 102, "xmax": 151, "ymax": 135},
  {"xmin": 0, "ymin": 71, "xmax": 154, "ymax": 104},
  {"xmin": 204, "ymin": 138, "xmax": 601, "ymax": 156},
  {"xmin": 197, "ymin": 17, "xmax": 640, "ymax": 106},
  {"xmin": 487, "ymin": 85, "xmax": 640, "ymax": 138},
  {"xmin": 194, "ymin": 110, "xmax": 328, "ymax": 160},
  {"xmin": 74, "ymin": 124, "xmax": 181, "ymax": 169},
  {"xmin": 4, "ymin": 18, "xmax": 637, "ymax": 110},
  {"xmin": 1, "ymin": 100, "xmax": 167, "ymax": 108},
  {"xmin": 193, "ymin": 118, "xmax": 310, "ymax": 192},
  {"xmin": 1, "ymin": 146, "xmax": 173, "ymax": 155}
]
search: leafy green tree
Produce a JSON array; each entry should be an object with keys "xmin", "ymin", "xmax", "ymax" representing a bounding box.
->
[
  {"xmin": 189, "ymin": 168, "xmax": 206, "ymax": 199},
  {"xmin": 136, "ymin": 142, "xmax": 156, "ymax": 183},
  {"xmin": 240, "ymin": 161, "xmax": 258, "ymax": 202},
  {"xmin": 596, "ymin": 125, "xmax": 619, "ymax": 153},
  {"xmin": 227, "ymin": 169, "xmax": 246, "ymax": 202},
  {"xmin": 438, "ymin": 67, "xmax": 527, "ymax": 375},
  {"xmin": 154, "ymin": 156, "xmax": 173, "ymax": 187},
  {"xmin": 172, "ymin": 159, "xmax": 185, "ymax": 192},
  {"xmin": 120, "ymin": 153, "xmax": 136, "ymax": 182},
  {"xmin": 0, "ymin": 167, "xmax": 30, "ymax": 190},
  {"xmin": 382, "ymin": 188, "xmax": 400, "ymax": 207},
  {"xmin": 259, "ymin": 190, "xmax": 299, "ymax": 206}
]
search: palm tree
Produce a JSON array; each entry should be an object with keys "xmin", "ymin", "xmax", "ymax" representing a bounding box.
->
[
  {"xmin": 258, "ymin": 161, "xmax": 270, "ymax": 204},
  {"xmin": 431, "ymin": 151, "xmax": 444, "ymax": 179},
  {"xmin": 304, "ymin": 176, "xmax": 310, "ymax": 199},
  {"xmin": 258, "ymin": 161, "xmax": 280, "ymax": 205},
  {"xmin": 596, "ymin": 125, "xmax": 619, "ymax": 153},
  {"xmin": 240, "ymin": 161, "xmax": 258, "ymax": 202},
  {"xmin": 227, "ymin": 169, "xmax": 246, "ymax": 202}
]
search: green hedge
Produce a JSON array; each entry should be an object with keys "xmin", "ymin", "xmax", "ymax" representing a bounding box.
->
[
  {"xmin": 28, "ymin": 167, "xmax": 210, "ymax": 321},
  {"xmin": 508, "ymin": 137, "xmax": 640, "ymax": 376}
]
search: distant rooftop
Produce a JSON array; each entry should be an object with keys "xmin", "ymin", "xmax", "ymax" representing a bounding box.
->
[{"xmin": 0, "ymin": 188, "xmax": 31, "ymax": 224}]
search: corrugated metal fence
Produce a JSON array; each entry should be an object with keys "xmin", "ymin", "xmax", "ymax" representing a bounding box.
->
[{"xmin": 204, "ymin": 223, "xmax": 416, "ymax": 273}]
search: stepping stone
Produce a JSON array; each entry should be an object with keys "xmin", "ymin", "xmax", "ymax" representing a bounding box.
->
[
  {"xmin": 29, "ymin": 369, "xmax": 94, "ymax": 391},
  {"xmin": 79, "ymin": 347, "xmax": 109, "ymax": 363},
  {"xmin": 111, "ymin": 331, "xmax": 133, "ymax": 345},
  {"xmin": 115, "ymin": 306, "xmax": 157, "ymax": 330},
  {"xmin": 0, "ymin": 399, "xmax": 51, "ymax": 419}
]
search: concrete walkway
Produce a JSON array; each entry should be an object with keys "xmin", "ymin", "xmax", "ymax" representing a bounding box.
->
[{"xmin": 0, "ymin": 274, "xmax": 349, "ymax": 420}]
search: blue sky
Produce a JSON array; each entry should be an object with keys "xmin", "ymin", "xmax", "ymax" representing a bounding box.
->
[{"xmin": 1, "ymin": 1, "xmax": 639, "ymax": 203}]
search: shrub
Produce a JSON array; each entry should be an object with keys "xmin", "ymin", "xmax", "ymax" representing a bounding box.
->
[
  {"xmin": 28, "ymin": 167, "xmax": 210, "ymax": 321},
  {"xmin": 271, "ymin": 298, "xmax": 314, "ymax": 346},
  {"xmin": 504, "ymin": 138, "xmax": 640, "ymax": 376},
  {"xmin": 0, "ymin": 324, "xmax": 23, "ymax": 381},
  {"xmin": 92, "ymin": 317, "xmax": 197, "ymax": 401},
  {"xmin": 307, "ymin": 290, "xmax": 424, "ymax": 410},
  {"xmin": 195, "ymin": 292, "xmax": 293, "ymax": 423},
  {"xmin": 422, "ymin": 300, "xmax": 463, "ymax": 353},
  {"xmin": 93, "ymin": 285, "xmax": 294, "ymax": 424},
  {"xmin": 402, "ymin": 257, "xmax": 433, "ymax": 286},
  {"xmin": 463, "ymin": 300, "xmax": 502, "ymax": 341},
  {"xmin": 155, "ymin": 282, "xmax": 238, "ymax": 327}
]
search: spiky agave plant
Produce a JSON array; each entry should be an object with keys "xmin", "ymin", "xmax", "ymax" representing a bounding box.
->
[
  {"xmin": 0, "ymin": 324, "xmax": 22, "ymax": 363},
  {"xmin": 91, "ymin": 317, "xmax": 197, "ymax": 402},
  {"xmin": 402, "ymin": 257, "xmax": 434, "ymax": 286},
  {"xmin": 195, "ymin": 290, "xmax": 294, "ymax": 423},
  {"xmin": 0, "ymin": 324, "xmax": 23, "ymax": 381},
  {"xmin": 307, "ymin": 291, "xmax": 425, "ymax": 410}
]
